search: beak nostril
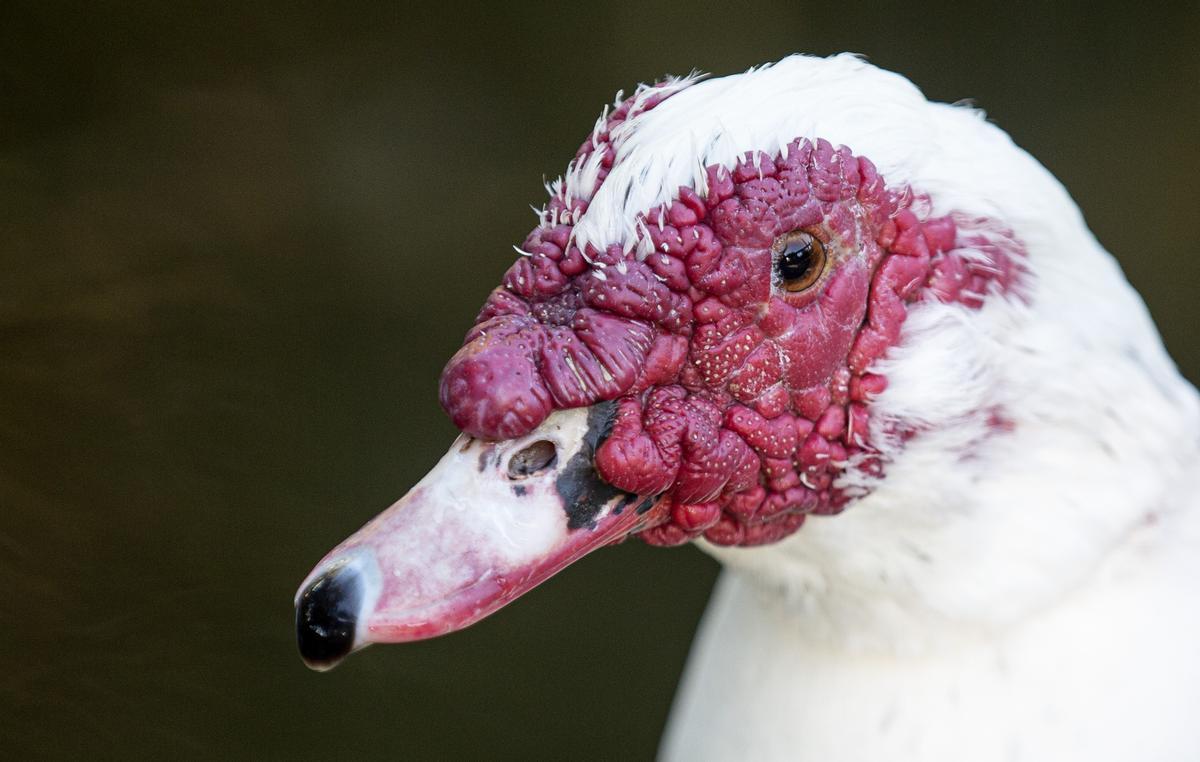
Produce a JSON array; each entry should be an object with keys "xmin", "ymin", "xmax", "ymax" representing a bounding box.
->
[{"xmin": 507, "ymin": 440, "xmax": 558, "ymax": 479}]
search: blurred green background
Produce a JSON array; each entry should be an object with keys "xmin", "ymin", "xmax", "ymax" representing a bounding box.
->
[{"xmin": 2, "ymin": 1, "xmax": 1196, "ymax": 758}]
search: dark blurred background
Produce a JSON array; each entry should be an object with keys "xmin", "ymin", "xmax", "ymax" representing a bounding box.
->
[{"xmin": 2, "ymin": 1, "xmax": 1196, "ymax": 758}]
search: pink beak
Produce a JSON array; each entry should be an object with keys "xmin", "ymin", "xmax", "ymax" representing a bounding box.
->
[{"xmin": 294, "ymin": 405, "xmax": 657, "ymax": 670}]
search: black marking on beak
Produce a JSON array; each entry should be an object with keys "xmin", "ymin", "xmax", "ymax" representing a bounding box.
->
[
  {"xmin": 555, "ymin": 401, "xmax": 634, "ymax": 530},
  {"xmin": 296, "ymin": 563, "xmax": 362, "ymax": 669},
  {"xmin": 612, "ymin": 493, "xmax": 640, "ymax": 515}
]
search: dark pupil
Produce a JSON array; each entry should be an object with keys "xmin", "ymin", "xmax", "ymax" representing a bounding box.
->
[{"xmin": 778, "ymin": 240, "xmax": 815, "ymax": 281}]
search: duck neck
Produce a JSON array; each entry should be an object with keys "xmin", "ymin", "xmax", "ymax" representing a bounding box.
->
[{"xmin": 702, "ymin": 266, "xmax": 1200, "ymax": 653}]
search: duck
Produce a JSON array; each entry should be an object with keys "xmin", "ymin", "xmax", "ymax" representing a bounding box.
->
[{"xmin": 295, "ymin": 54, "xmax": 1200, "ymax": 761}]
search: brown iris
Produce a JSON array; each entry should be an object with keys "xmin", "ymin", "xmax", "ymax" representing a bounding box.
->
[{"xmin": 774, "ymin": 231, "xmax": 827, "ymax": 292}]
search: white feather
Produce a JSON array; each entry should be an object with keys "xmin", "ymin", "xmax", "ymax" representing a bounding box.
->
[{"xmin": 548, "ymin": 55, "xmax": 1200, "ymax": 761}]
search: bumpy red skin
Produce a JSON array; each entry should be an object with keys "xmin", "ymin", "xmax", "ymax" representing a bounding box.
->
[{"xmin": 439, "ymin": 89, "xmax": 1022, "ymax": 548}]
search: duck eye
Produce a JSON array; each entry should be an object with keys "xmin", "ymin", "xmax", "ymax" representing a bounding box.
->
[{"xmin": 774, "ymin": 231, "xmax": 827, "ymax": 292}]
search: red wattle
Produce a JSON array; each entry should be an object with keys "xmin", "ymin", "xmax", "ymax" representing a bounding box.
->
[{"xmin": 438, "ymin": 85, "xmax": 1026, "ymax": 544}]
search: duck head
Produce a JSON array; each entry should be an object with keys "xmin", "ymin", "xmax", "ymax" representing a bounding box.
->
[{"xmin": 296, "ymin": 54, "xmax": 1194, "ymax": 668}]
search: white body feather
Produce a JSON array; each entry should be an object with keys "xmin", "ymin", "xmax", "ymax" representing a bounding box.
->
[{"xmin": 556, "ymin": 55, "xmax": 1200, "ymax": 760}]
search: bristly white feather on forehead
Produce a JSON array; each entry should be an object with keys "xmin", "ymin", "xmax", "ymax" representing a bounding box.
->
[{"xmin": 557, "ymin": 54, "xmax": 1084, "ymax": 263}]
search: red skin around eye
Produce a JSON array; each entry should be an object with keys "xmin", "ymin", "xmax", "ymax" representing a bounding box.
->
[{"xmin": 440, "ymin": 86, "xmax": 1025, "ymax": 548}]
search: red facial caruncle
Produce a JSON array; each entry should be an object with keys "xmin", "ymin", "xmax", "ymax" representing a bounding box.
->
[
  {"xmin": 296, "ymin": 68, "xmax": 1028, "ymax": 669},
  {"xmin": 439, "ymin": 89, "xmax": 1023, "ymax": 550}
]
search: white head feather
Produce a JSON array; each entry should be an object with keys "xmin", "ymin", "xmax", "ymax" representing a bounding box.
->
[{"xmin": 553, "ymin": 54, "xmax": 1199, "ymax": 648}]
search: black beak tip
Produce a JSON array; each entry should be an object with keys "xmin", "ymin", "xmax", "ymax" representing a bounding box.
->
[{"xmin": 296, "ymin": 564, "xmax": 362, "ymax": 671}]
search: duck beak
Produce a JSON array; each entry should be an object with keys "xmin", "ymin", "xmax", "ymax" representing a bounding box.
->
[{"xmin": 294, "ymin": 403, "xmax": 656, "ymax": 670}]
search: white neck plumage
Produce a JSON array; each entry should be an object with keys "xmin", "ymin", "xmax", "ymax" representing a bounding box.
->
[
  {"xmin": 563, "ymin": 55, "xmax": 1200, "ymax": 759},
  {"xmin": 700, "ymin": 225, "xmax": 1199, "ymax": 652},
  {"xmin": 663, "ymin": 189, "xmax": 1200, "ymax": 760}
]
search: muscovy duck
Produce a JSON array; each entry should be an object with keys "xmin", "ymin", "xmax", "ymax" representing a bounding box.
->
[{"xmin": 296, "ymin": 55, "xmax": 1200, "ymax": 761}]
